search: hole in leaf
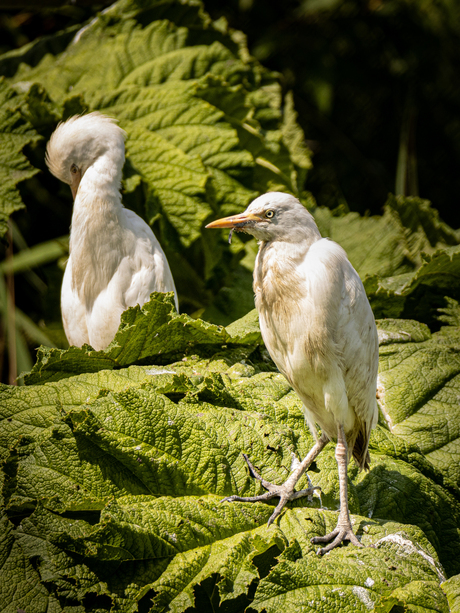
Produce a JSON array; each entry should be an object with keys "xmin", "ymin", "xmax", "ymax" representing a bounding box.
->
[
  {"xmin": 60, "ymin": 510, "xmax": 101, "ymax": 525},
  {"xmin": 82, "ymin": 592, "xmax": 113, "ymax": 611},
  {"xmin": 138, "ymin": 588, "xmax": 157, "ymax": 613},
  {"xmin": 163, "ymin": 392, "xmax": 187, "ymax": 403},
  {"xmin": 252, "ymin": 543, "xmax": 283, "ymax": 579}
]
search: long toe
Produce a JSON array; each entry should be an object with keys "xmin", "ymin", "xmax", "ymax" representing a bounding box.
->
[
  {"xmin": 220, "ymin": 491, "xmax": 277, "ymax": 504},
  {"xmin": 311, "ymin": 526, "xmax": 363, "ymax": 555},
  {"xmin": 220, "ymin": 454, "xmax": 318, "ymax": 524},
  {"xmin": 267, "ymin": 495, "xmax": 291, "ymax": 526}
]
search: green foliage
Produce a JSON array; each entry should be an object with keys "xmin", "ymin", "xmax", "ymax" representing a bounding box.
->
[
  {"xmin": 1, "ymin": 1, "xmax": 460, "ymax": 609},
  {"xmin": 2, "ymin": 293, "xmax": 460, "ymax": 611},
  {"xmin": 23, "ymin": 292, "xmax": 263, "ymax": 385},
  {"xmin": 314, "ymin": 194, "xmax": 460, "ymax": 281},
  {"xmin": 1, "ymin": 0, "xmax": 311, "ymax": 321},
  {"xmin": 375, "ymin": 314, "xmax": 460, "ymax": 490},
  {"xmin": 365, "ymin": 245, "xmax": 460, "ymax": 328},
  {"xmin": 203, "ymin": 0, "xmax": 460, "ymax": 230},
  {"xmin": 0, "ymin": 79, "xmax": 40, "ymax": 239},
  {"xmin": 442, "ymin": 574, "xmax": 460, "ymax": 612},
  {"xmin": 0, "ymin": 222, "xmax": 67, "ymax": 385}
]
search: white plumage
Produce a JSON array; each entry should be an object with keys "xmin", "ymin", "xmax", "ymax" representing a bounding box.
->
[
  {"xmin": 206, "ymin": 192, "xmax": 378, "ymax": 554},
  {"xmin": 46, "ymin": 112, "xmax": 178, "ymax": 350}
]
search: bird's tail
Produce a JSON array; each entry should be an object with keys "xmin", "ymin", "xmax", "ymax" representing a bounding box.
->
[{"xmin": 352, "ymin": 426, "xmax": 371, "ymax": 471}]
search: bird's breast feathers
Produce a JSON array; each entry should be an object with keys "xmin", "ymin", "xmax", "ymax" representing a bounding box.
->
[
  {"xmin": 254, "ymin": 238, "xmax": 376, "ymax": 376},
  {"xmin": 254, "ymin": 238, "xmax": 346, "ymax": 329}
]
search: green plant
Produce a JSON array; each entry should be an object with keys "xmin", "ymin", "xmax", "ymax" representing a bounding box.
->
[
  {"xmin": 2, "ymin": 294, "xmax": 460, "ymax": 612},
  {"xmin": 1, "ymin": 1, "xmax": 460, "ymax": 610}
]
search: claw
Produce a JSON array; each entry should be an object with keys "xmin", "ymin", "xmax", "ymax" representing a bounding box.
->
[
  {"xmin": 311, "ymin": 523, "xmax": 363, "ymax": 555},
  {"xmin": 267, "ymin": 496, "xmax": 288, "ymax": 526},
  {"xmin": 221, "ymin": 439, "xmax": 328, "ymax": 524}
]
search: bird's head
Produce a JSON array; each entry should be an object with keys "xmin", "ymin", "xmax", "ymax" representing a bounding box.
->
[
  {"xmin": 206, "ymin": 192, "xmax": 321, "ymax": 243},
  {"xmin": 46, "ymin": 112, "xmax": 126, "ymax": 199}
]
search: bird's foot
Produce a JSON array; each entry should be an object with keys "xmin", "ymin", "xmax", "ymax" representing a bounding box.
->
[
  {"xmin": 311, "ymin": 519, "xmax": 363, "ymax": 555},
  {"xmin": 221, "ymin": 453, "xmax": 320, "ymax": 526}
]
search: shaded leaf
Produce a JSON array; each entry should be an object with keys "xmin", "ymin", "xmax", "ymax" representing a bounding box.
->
[
  {"xmin": 0, "ymin": 513, "xmax": 53, "ymax": 613},
  {"xmin": 365, "ymin": 245, "xmax": 460, "ymax": 327},
  {"xmin": 0, "ymin": 79, "xmax": 40, "ymax": 239}
]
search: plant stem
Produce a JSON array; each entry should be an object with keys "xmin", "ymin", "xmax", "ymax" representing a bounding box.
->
[{"xmin": 6, "ymin": 221, "xmax": 17, "ymax": 385}]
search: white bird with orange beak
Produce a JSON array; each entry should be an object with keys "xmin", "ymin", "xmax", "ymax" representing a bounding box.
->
[
  {"xmin": 206, "ymin": 192, "xmax": 378, "ymax": 554},
  {"xmin": 46, "ymin": 112, "xmax": 178, "ymax": 350}
]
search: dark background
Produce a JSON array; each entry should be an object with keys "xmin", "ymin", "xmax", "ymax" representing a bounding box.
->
[
  {"xmin": 1, "ymin": 0, "xmax": 459, "ymax": 383},
  {"xmin": 2, "ymin": 0, "xmax": 460, "ymax": 226}
]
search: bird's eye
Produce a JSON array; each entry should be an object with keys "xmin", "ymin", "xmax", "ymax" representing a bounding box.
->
[
  {"xmin": 70, "ymin": 163, "xmax": 79, "ymax": 174},
  {"xmin": 265, "ymin": 210, "xmax": 275, "ymax": 219}
]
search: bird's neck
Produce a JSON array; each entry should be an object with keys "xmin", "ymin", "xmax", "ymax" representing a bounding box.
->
[
  {"xmin": 75, "ymin": 152, "xmax": 124, "ymax": 213},
  {"xmin": 254, "ymin": 238, "xmax": 318, "ymax": 310},
  {"xmin": 68, "ymin": 152, "xmax": 129, "ymax": 305},
  {"xmin": 70, "ymin": 152, "xmax": 125, "ymax": 244},
  {"xmin": 258, "ymin": 236, "xmax": 320, "ymax": 269}
]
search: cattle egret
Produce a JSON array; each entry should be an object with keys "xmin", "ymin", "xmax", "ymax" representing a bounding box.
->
[
  {"xmin": 46, "ymin": 113, "xmax": 178, "ymax": 350},
  {"xmin": 206, "ymin": 192, "xmax": 378, "ymax": 554}
]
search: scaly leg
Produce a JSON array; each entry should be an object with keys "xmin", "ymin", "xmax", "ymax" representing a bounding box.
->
[
  {"xmin": 221, "ymin": 434, "xmax": 328, "ymax": 526},
  {"xmin": 311, "ymin": 424, "xmax": 362, "ymax": 554}
]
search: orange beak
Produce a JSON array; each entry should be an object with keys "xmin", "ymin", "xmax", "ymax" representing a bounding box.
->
[{"xmin": 205, "ymin": 212, "xmax": 262, "ymax": 229}]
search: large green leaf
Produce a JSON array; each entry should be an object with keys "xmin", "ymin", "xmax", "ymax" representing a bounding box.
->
[
  {"xmin": 0, "ymin": 79, "xmax": 40, "ymax": 239},
  {"xmin": 3, "ymin": 298, "xmax": 460, "ymax": 610},
  {"xmin": 365, "ymin": 245, "xmax": 460, "ymax": 327},
  {"xmin": 251, "ymin": 520, "xmax": 448, "ymax": 613},
  {"xmin": 3, "ymin": 495, "xmax": 448, "ymax": 613},
  {"xmin": 314, "ymin": 194, "xmax": 460, "ymax": 281},
  {"xmin": 22, "ymin": 292, "xmax": 265, "ymax": 385},
  {"xmin": 0, "ymin": 513, "xmax": 56, "ymax": 613},
  {"xmin": 442, "ymin": 574, "xmax": 460, "ymax": 612},
  {"xmin": 376, "ymin": 316, "xmax": 460, "ymax": 490}
]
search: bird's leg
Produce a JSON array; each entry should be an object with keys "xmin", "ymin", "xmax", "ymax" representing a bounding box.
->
[
  {"xmin": 311, "ymin": 424, "xmax": 362, "ymax": 554},
  {"xmin": 221, "ymin": 434, "xmax": 328, "ymax": 526}
]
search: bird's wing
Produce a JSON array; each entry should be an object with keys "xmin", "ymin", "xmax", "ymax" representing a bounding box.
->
[
  {"xmin": 334, "ymin": 245, "xmax": 379, "ymax": 466},
  {"xmin": 336, "ymin": 254, "xmax": 379, "ymax": 426},
  {"xmin": 302, "ymin": 239, "xmax": 379, "ymax": 457},
  {"xmin": 61, "ymin": 255, "xmax": 90, "ymax": 347},
  {"xmin": 122, "ymin": 209, "xmax": 178, "ymax": 309},
  {"xmin": 81, "ymin": 209, "xmax": 178, "ymax": 350}
]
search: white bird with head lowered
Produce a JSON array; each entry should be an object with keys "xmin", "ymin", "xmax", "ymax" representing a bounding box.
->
[
  {"xmin": 46, "ymin": 112, "xmax": 178, "ymax": 351},
  {"xmin": 206, "ymin": 192, "xmax": 378, "ymax": 554}
]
